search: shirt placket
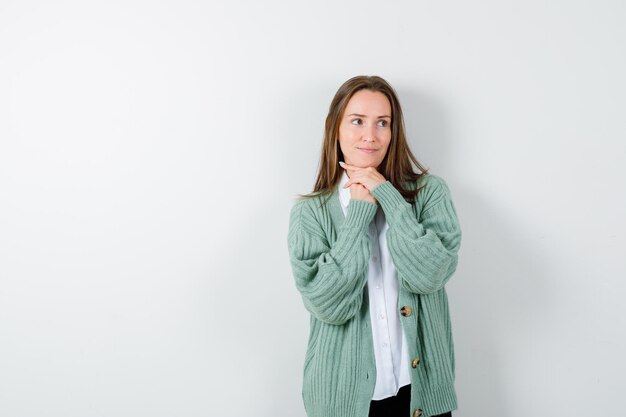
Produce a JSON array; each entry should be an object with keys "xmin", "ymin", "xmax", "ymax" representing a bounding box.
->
[{"xmin": 368, "ymin": 210, "xmax": 397, "ymax": 393}]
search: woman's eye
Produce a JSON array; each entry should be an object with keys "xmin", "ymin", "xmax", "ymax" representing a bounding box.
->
[
  {"xmin": 377, "ymin": 120, "xmax": 388, "ymax": 127},
  {"xmin": 351, "ymin": 119, "xmax": 362, "ymax": 125}
]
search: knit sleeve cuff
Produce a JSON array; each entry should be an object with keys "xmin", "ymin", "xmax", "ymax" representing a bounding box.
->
[
  {"xmin": 370, "ymin": 180, "xmax": 410, "ymax": 215},
  {"xmin": 344, "ymin": 199, "xmax": 378, "ymax": 229}
]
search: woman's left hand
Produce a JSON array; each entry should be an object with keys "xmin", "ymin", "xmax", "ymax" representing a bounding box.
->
[{"xmin": 340, "ymin": 162, "xmax": 387, "ymax": 191}]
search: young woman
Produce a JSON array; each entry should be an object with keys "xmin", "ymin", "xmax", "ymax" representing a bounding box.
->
[{"xmin": 287, "ymin": 75, "xmax": 462, "ymax": 417}]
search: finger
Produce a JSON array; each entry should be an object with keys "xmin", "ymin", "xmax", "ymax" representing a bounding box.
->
[
  {"xmin": 345, "ymin": 180, "xmax": 361, "ymax": 188},
  {"xmin": 339, "ymin": 161, "xmax": 362, "ymax": 170}
]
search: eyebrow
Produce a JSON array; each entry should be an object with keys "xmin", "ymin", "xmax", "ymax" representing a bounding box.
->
[{"xmin": 346, "ymin": 113, "xmax": 391, "ymax": 119}]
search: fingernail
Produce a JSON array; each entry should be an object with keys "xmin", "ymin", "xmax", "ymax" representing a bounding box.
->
[{"xmin": 339, "ymin": 161, "xmax": 345, "ymax": 166}]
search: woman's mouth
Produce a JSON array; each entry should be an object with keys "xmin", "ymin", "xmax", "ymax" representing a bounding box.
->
[{"xmin": 358, "ymin": 148, "xmax": 377, "ymax": 154}]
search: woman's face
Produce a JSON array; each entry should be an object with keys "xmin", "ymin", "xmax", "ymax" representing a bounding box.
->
[{"xmin": 338, "ymin": 89, "xmax": 392, "ymax": 169}]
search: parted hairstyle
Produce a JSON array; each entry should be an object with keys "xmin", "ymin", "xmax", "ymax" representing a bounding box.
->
[{"xmin": 298, "ymin": 75, "xmax": 430, "ymax": 205}]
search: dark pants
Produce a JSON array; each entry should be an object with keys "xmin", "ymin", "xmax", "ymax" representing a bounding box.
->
[{"xmin": 368, "ymin": 384, "xmax": 452, "ymax": 417}]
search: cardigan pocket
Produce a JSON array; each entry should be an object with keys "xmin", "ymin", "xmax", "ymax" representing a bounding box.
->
[
  {"xmin": 303, "ymin": 342, "xmax": 316, "ymax": 377},
  {"xmin": 302, "ymin": 320, "xmax": 322, "ymax": 413},
  {"xmin": 303, "ymin": 318, "xmax": 321, "ymax": 379}
]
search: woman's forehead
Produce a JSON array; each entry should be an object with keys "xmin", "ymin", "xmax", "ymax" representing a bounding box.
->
[{"xmin": 344, "ymin": 90, "xmax": 391, "ymax": 117}]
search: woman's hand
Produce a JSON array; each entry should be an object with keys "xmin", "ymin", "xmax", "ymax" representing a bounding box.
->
[
  {"xmin": 348, "ymin": 183, "xmax": 377, "ymax": 205},
  {"xmin": 340, "ymin": 162, "xmax": 387, "ymax": 190},
  {"xmin": 339, "ymin": 162, "xmax": 387, "ymax": 205}
]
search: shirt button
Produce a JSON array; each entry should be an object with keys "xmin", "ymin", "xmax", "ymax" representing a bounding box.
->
[
  {"xmin": 400, "ymin": 306, "xmax": 413, "ymax": 317},
  {"xmin": 411, "ymin": 357, "xmax": 420, "ymax": 368},
  {"xmin": 413, "ymin": 409, "xmax": 423, "ymax": 417},
  {"xmin": 379, "ymin": 314, "xmax": 385, "ymax": 319},
  {"xmin": 382, "ymin": 342, "xmax": 388, "ymax": 348},
  {"xmin": 373, "ymin": 256, "xmax": 378, "ymax": 261}
]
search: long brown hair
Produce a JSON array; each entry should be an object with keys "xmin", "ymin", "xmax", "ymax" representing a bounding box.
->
[{"xmin": 297, "ymin": 75, "xmax": 430, "ymax": 205}]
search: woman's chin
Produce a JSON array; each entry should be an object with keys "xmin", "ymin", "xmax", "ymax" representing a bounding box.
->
[
  {"xmin": 354, "ymin": 162, "xmax": 380, "ymax": 168},
  {"xmin": 347, "ymin": 159, "xmax": 380, "ymax": 169}
]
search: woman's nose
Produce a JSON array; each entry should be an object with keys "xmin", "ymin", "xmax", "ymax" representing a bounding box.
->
[{"xmin": 364, "ymin": 124, "xmax": 376, "ymax": 141}]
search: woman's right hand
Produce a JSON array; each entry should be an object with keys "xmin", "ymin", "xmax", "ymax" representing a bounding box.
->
[{"xmin": 349, "ymin": 183, "xmax": 378, "ymax": 205}]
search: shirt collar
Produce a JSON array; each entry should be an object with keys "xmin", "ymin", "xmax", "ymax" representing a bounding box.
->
[{"xmin": 338, "ymin": 170, "xmax": 351, "ymax": 210}]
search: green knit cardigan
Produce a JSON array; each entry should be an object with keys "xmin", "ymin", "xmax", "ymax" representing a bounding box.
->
[{"xmin": 287, "ymin": 173, "xmax": 462, "ymax": 417}]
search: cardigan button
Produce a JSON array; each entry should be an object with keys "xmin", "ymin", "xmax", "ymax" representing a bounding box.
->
[
  {"xmin": 400, "ymin": 305, "xmax": 412, "ymax": 317},
  {"xmin": 411, "ymin": 357, "xmax": 420, "ymax": 368},
  {"xmin": 413, "ymin": 409, "xmax": 422, "ymax": 417}
]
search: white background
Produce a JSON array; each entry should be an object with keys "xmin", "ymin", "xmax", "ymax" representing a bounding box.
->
[{"xmin": 1, "ymin": 1, "xmax": 625, "ymax": 416}]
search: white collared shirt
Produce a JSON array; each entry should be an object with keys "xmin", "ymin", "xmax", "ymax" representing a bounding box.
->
[{"xmin": 338, "ymin": 171, "xmax": 411, "ymax": 400}]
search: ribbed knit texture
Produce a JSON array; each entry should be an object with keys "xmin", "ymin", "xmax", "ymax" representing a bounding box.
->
[{"xmin": 287, "ymin": 174, "xmax": 462, "ymax": 417}]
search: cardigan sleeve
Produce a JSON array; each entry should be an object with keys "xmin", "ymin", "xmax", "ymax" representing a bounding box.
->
[
  {"xmin": 370, "ymin": 175, "xmax": 462, "ymax": 294},
  {"xmin": 287, "ymin": 198, "xmax": 378, "ymax": 325}
]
